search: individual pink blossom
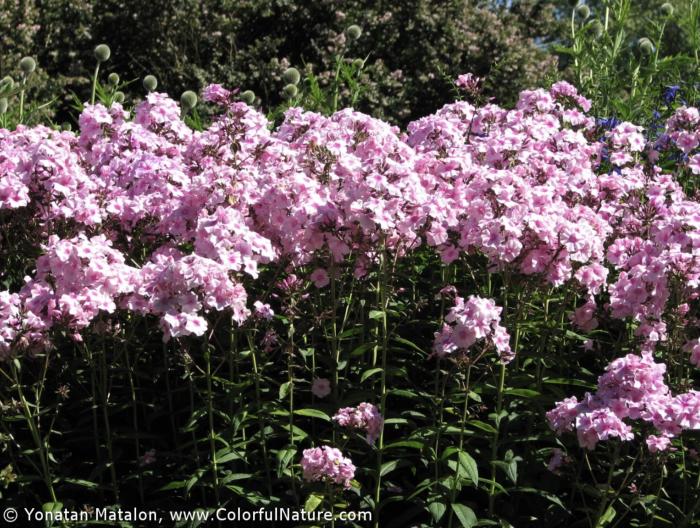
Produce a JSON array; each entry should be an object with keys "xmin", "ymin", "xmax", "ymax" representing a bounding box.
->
[
  {"xmin": 311, "ymin": 378, "xmax": 332, "ymax": 398},
  {"xmin": 309, "ymin": 268, "xmax": 330, "ymax": 288}
]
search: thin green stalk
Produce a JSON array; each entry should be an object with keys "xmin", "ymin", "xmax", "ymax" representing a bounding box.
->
[
  {"xmin": 98, "ymin": 341, "xmax": 119, "ymax": 502},
  {"xmin": 11, "ymin": 362, "xmax": 57, "ymax": 503},
  {"xmin": 248, "ymin": 332, "xmax": 273, "ymax": 496},
  {"xmin": 124, "ymin": 348, "xmax": 144, "ymax": 503},
  {"xmin": 287, "ymin": 316, "xmax": 299, "ymax": 505},
  {"xmin": 19, "ymin": 77, "xmax": 26, "ymax": 123},
  {"xmin": 91, "ymin": 63, "xmax": 100, "ymax": 105},
  {"xmin": 488, "ymin": 362, "xmax": 507, "ymax": 516},
  {"xmin": 373, "ymin": 245, "xmax": 390, "ymax": 528},
  {"xmin": 204, "ymin": 339, "xmax": 221, "ymax": 505},
  {"xmin": 448, "ymin": 365, "xmax": 473, "ymax": 528}
]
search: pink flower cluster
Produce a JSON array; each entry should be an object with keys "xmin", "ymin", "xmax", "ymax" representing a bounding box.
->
[
  {"xmin": 432, "ymin": 295, "xmax": 512, "ymax": 362},
  {"xmin": 300, "ymin": 446, "xmax": 356, "ymax": 489},
  {"xmin": 333, "ymin": 403, "xmax": 384, "ymax": 445},
  {"xmin": 547, "ymin": 352, "xmax": 700, "ymax": 451}
]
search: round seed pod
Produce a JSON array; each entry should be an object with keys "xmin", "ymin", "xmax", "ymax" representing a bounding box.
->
[
  {"xmin": 143, "ymin": 75, "xmax": 158, "ymax": 92},
  {"xmin": 19, "ymin": 57, "xmax": 36, "ymax": 75},
  {"xmin": 282, "ymin": 67, "xmax": 301, "ymax": 85},
  {"xmin": 576, "ymin": 4, "xmax": 590, "ymax": 19},
  {"xmin": 94, "ymin": 44, "xmax": 111, "ymax": 63},
  {"xmin": 107, "ymin": 73, "xmax": 120, "ymax": 86},
  {"xmin": 638, "ymin": 37, "xmax": 655, "ymax": 55},
  {"xmin": 240, "ymin": 90, "xmax": 256, "ymax": 104},
  {"xmin": 660, "ymin": 3, "xmax": 674, "ymax": 16},
  {"xmin": 346, "ymin": 24, "xmax": 362, "ymax": 40},
  {"xmin": 0, "ymin": 98, "xmax": 7, "ymax": 115},
  {"xmin": 180, "ymin": 90, "xmax": 198, "ymax": 111},
  {"xmin": 113, "ymin": 91, "xmax": 125, "ymax": 103},
  {"xmin": 283, "ymin": 83, "xmax": 298, "ymax": 99}
]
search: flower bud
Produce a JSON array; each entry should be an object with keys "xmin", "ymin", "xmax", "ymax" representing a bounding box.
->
[
  {"xmin": 0, "ymin": 76, "xmax": 13, "ymax": 91},
  {"xmin": 240, "ymin": 90, "xmax": 255, "ymax": 104},
  {"xmin": 0, "ymin": 98, "xmax": 7, "ymax": 115},
  {"xmin": 180, "ymin": 90, "xmax": 198, "ymax": 111},
  {"xmin": 107, "ymin": 73, "xmax": 120, "ymax": 86},
  {"xmin": 283, "ymin": 83, "xmax": 298, "ymax": 99},
  {"xmin": 576, "ymin": 4, "xmax": 590, "ymax": 19},
  {"xmin": 660, "ymin": 2, "xmax": 674, "ymax": 16},
  {"xmin": 143, "ymin": 75, "xmax": 158, "ymax": 92},
  {"xmin": 352, "ymin": 58, "xmax": 364, "ymax": 69},
  {"xmin": 94, "ymin": 44, "xmax": 111, "ymax": 63},
  {"xmin": 61, "ymin": 122, "xmax": 72, "ymax": 131},
  {"xmin": 113, "ymin": 91, "xmax": 125, "ymax": 103},
  {"xmin": 19, "ymin": 57, "xmax": 36, "ymax": 75},
  {"xmin": 587, "ymin": 20, "xmax": 604, "ymax": 38},
  {"xmin": 282, "ymin": 67, "xmax": 301, "ymax": 85},
  {"xmin": 638, "ymin": 37, "xmax": 654, "ymax": 55},
  {"xmin": 346, "ymin": 24, "xmax": 362, "ymax": 40}
]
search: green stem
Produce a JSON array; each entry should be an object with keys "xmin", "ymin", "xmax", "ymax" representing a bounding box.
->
[
  {"xmin": 91, "ymin": 63, "xmax": 100, "ymax": 105},
  {"xmin": 204, "ymin": 339, "xmax": 221, "ymax": 505},
  {"xmin": 11, "ymin": 362, "xmax": 57, "ymax": 503},
  {"xmin": 373, "ymin": 244, "xmax": 390, "ymax": 528},
  {"xmin": 488, "ymin": 362, "xmax": 507, "ymax": 516}
]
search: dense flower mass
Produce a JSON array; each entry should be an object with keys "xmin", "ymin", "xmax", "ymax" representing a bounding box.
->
[
  {"xmin": 0, "ymin": 82, "xmax": 698, "ymax": 351},
  {"xmin": 300, "ymin": 446, "xmax": 356, "ymax": 488},
  {"xmin": 547, "ymin": 352, "xmax": 700, "ymax": 451}
]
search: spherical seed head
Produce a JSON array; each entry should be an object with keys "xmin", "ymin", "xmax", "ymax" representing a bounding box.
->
[
  {"xmin": 107, "ymin": 73, "xmax": 120, "ymax": 86},
  {"xmin": 588, "ymin": 20, "xmax": 604, "ymax": 38},
  {"xmin": 143, "ymin": 75, "xmax": 158, "ymax": 92},
  {"xmin": 240, "ymin": 90, "xmax": 255, "ymax": 104},
  {"xmin": 638, "ymin": 37, "xmax": 654, "ymax": 55},
  {"xmin": 575, "ymin": 4, "xmax": 590, "ymax": 19},
  {"xmin": 180, "ymin": 90, "xmax": 198, "ymax": 110},
  {"xmin": 660, "ymin": 2, "xmax": 674, "ymax": 16},
  {"xmin": 19, "ymin": 57, "xmax": 36, "ymax": 75},
  {"xmin": 282, "ymin": 67, "xmax": 301, "ymax": 85},
  {"xmin": 0, "ymin": 98, "xmax": 7, "ymax": 115},
  {"xmin": 283, "ymin": 83, "xmax": 298, "ymax": 98},
  {"xmin": 113, "ymin": 91, "xmax": 125, "ymax": 103},
  {"xmin": 94, "ymin": 44, "xmax": 111, "ymax": 63},
  {"xmin": 346, "ymin": 24, "xmax": 362, "ymax": 40}
]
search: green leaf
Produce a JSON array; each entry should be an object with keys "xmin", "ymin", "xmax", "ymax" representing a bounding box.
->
[
  {"xmin": 428, "ymin": 501, "xmax": 447, "ymax": 523},
  {"xmin": 452, "ymin": 504, "xmax": 477, "ymax": 528},
  {"xmin": 595, "ymin": 505, "xmax": 616, "ymax": 527},
  {"xmin": 468, "ymin": 420, "xmax": 497, "ymax": 434},
  {"xmin": 503, "ymin": 388, "xmax": 540, "ymax": 398},
  {"xmin": 369, "ymin": 310, "xmax": 385, "ymax": 320},
  {"xmin": 361, "ymin": 368, "xmax": 383, "ymax": 383},
  {"xmin": 294, "ymin": 408, "xmax": 331, "ymax": 421},
  {"xmin": 380, "ymin": 459, "xmax": 400, "ymax": 477},
  {"xmin": 458, "ymin": 451, "xmax": 479, "ymax": 487},
  {"xmin": 305, "ymin": 493, "xmax": 323, "ymax": 512},
  {"xmin": 276, "ymin": 447, "xmax": 296, "ymax": 478},
  {"xmin": 279, "ymin": 381, "xmax": 292, "ymax": 400}
]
